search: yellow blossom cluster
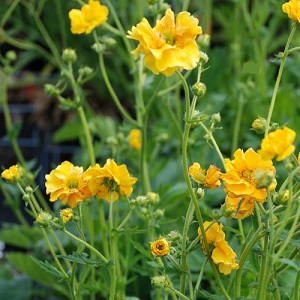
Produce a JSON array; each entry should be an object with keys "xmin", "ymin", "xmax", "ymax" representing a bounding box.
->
[
  {"xmin": 221, "ymin": 148, "xmax": 277, "ymax": 219},
  {"xmin": 45, "ymin": 159, "xmax": 137, "ymax": 208},
  {"xmin": 69, "ymin": 0, "xmax": 108, "ymax": 34},
  {"xmin": 127, "ymin": 8, "xmax": 202, "ymax": 76},
  {"xmin": 199, "ymin": 221, "xmax": 239, "ymax": 275},
  {"xmin": 189, "ymin": 162, "xmax": 221, "ymax": 189}
]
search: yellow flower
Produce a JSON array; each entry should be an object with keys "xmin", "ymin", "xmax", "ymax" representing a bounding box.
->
[
  {"xmin": 224, "ymin": 194, "xmax": 256, "ymax": 219},
  {"xmin": 45, "ymin": 161, "xmax": 90, "ymax": 208},
  {"xmin": 128, "ymin": 129, "xmax": 141, "ymax": 150},
  {"xmin": 150, "ymin": 238, "xmax": 170, "ymax": 256},
  {"xmin": 211, "ymin": 240, "xmax": 239, "ymax": 275},
  {"xmin": 282, "ymin": 0, "xmax": 300, "ymax": 22},
  {"xmin": 60, "ymin": 208, "xmax": 73, "ymax": 223},
  {"xmin": 127, "ymin": 8, "xmax": 202, "ymax": 76},
  {"xmin": 69, "ymin": 0, "xmax": 108, "ymax": 34},
  {"xmin": 199, "ymin": 221, "xmax": 225, "ymax": 253},
  {"xmin": 189, "ymin": 163, "xmax": 221, "ymax": 188},
  {"xmin": 86, "ymin": 159, "xmax": 138, "ymax": 202},
  {"xmin": 222, "ymin": 148, "xmax": 276, "ymax": 202},
  {"xmin": 1, "ymin": 164, "xmax": 22, "ymax": 182},
  {"xmin": 258, "ymin": 127, "xmax": 296, "ymax": 161}
]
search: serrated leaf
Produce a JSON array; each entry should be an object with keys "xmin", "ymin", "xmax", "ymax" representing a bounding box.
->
[
  {"xmin": 31, "ymin": 256, "xmax": 67, "ymax": 281},
  {"xmin": 57, "ymin": 252, "xmax": 107, "ymax": 267}
]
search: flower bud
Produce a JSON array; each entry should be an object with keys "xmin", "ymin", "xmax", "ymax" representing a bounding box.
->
[
  {"xmin": 196, "ymin": 187, "xmax": 205, "ymax": 199},
  {"xmin": 6, "ymin": 50, "xmax": 17, "ymax": 62},
  {"xmin": 192, "ymin": 82, "xmax": 206, "ymax": 97},
  {"xmin": 277, "ymin": 190, "xmax": 291, "ymax": 205},
  {"xmin": 62, "ymin": 48, "xmax": 77, "ymax": 62},
  {"xmin": 102, "ymin": 37, "xmax": 117, "ymax": 48},
  {"xmin": 92, "ymin": 42, "xmax": 106, "ymax": 53},
  {"xmin": 44, "ymin": 84, "xmax": 61, "ymax": 97},
  {"xmin": 147, "ymin": 192, "xmax": 160, "ymax": 205},
  {"xmin": 167, "ymin": 230, "xmax": 181, "ymax": 242},
  {"xmin": 36, "ymin": 211, "xmax": 53, "ymax": 228},
  {"xmin": 78, "ymin": 66, "xmax": 93, "ymax": 77},
  {"xmin": 251, "ymin": 117, "xmax": 266, "ymax": 134},
  {"xmin": 60, "ymin": 208, "xmax": 73, "ymax": 223},
  {"xmin": 151, "ymin": 276, "xmax": 168, "ymax": 288},
  {"xmin": 199, "ymin": 51, "xmax": 209, "ymax": 64},
  {"xmin": 25, "ymin": 186, "xmax": 33, "ymax": 194},
  {"xmin": 153, "ymin": 209, "xmax": 164, "ymax": 219},
  {"xmin": 254, "ymin": 168, "xmax": 275, "ymax": 189},
  {"xmin": 211, "ymin": 113, "xmax": 221, "ymax": 124}
]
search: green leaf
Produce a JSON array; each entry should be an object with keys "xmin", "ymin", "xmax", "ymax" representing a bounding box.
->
[
  {"xmin": 277, "ymin": 258, "xmax": 300, "ymax": 271},
  {"xmin": 196, "ymin": 289, "xmax": 226, "ymax": 300},
  {"xmin": 30, "ymin": 256, "xmax": 67, "ymax": 281},
  {"xmin": 6, "ymin": 252, "xmax": 68, "ymax": 296},
  {"xmin": 0, "ymin": 224, "xmax": 42, "ymax": 249},
  {"xmin": 57, "ymin": 252, "xmax": 108, "ymax": 267},
  {"xmin": 0, "ymin": 277, "xmax": 32, "ymax": 300}
]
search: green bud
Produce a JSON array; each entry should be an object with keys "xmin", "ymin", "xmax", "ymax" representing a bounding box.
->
[
  {"xmin": 211, "ymin": 113, "xmax": 221, "ymax": 124},
  {"xmin": 44, "ymin": 84, "xmax": 61, "ymax": 96},
  {"xmin": 36, "ymin": 211, "xmax": 53, "ymax": 228},
  {"xmin": 92, "ymin": 42, "xmax": 106, "ymax": 53},
  {"xmin": 192, "ymin": 82, "xmax": 206, "ymax": 97},
  {"xmin": 167, "ymin": 230, "xmax": 181, "ymax": 242},
  {"xmin": 153, "ymin": 209, "xmax": 164, "ymax": 219},
  {"xmin": 25, "ymin": 186, "xmax": 33, "ymax": 194},
  {"xmin": 196, "ymin": 188, "xmax": 205, "ymax": 199},
  {"xmin": 199, "ymin": 51, "xmax": 209, "ymax": 64},
  {"xmin": 147, "ymin": 192, "xmax": 160, "ymax": 205},
  {"xmin": 6, "ymin": 50, "xmax": 17, "ymax": 62},
  {"xmin": 151, "ymin": 276, "xmax": 168, "ymax": 288},
  {"xmin": 251, "ymin": 117, "xmax": 266, "ymax": 134},
  {"xmin": 62, "ymin": 48, "xmax": 77, "ymax": 62},
  {"xmin": 277, "ymin": 190, "xmax": 292, "ymax": 205},
  {"xmin": 78, "ymin": 66, "xmax": 93, "ymax": 77},
  {"xmin": 254, "ymin": 169, "xmax": 275, "ymax": 189},
  {"xmin": 102, "ymin": 37, "xmax": 117, "ymax": 48}
]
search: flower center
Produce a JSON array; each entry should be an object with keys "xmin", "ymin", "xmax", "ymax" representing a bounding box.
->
[
  {"xmin": 67, "ymin": 177, "xmax": 79, "ymax": 189},
  {"xmin": 242, "ymin": 170, "xmax": 254, "ymax": 183},
  {"xmin": 157, "ymin": 242, "xmax": 164, "ymax": 251}
]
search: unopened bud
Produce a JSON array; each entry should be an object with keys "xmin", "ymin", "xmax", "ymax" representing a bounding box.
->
[
  {"xmin": 44, "ymin": 84, "xmax": 61, "ymax": 96},
  {"xmin": 6, "ymin": 50, "xmax": 17, "ymax": 62},
  {"xmin": 92, "ymin": 42, "xmax": 105, "ymax": 53},
  {"xmin": 199, "ymin": 51, "xmax": 209, "ymax": 64},
  {"xmin": 36, "ymin": 211, "xmax": 53, "ymax": 227},
  {"xmin": 151, "ymin": 276, "xmax": 168, "ymax": 288},
  {"xmin": 147, "ymin": 192, "xmax": 160, "ymax": 205},
  {"xmin": 277, "ymin": 190, "xmax": 291, "ymax": 205},
  {"xmin": 192, "ymin": 82, "xmax": 206, "ymax": 97},
  {"xmin": 251, "ymin": 117, "xmax": 266, "ymax": 134},
  {"xmin": 254, "ymin": 168, "xmax": 275, "ymax": 189},
  {"xmin": 62, "ymin": 48, "xmax": 77, "ymax": 62},
  {"xmin": 211, "ymin": 113, "xmax": 221, "ymax": 123}
]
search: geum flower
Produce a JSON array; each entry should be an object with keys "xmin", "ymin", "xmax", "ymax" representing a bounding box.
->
[
  {"xmin": 282, "ymin": 0, "xmax": 300, "ymax": 22},
  {"xmin": 150, "ymin": 238, "xmax": 170, "ymax": 257},
  {"xmin": 198, "ymin": 221, "xmax": 239, "ymax": 275},
  {"xmin": 1, "ymin": 164, "xmax": 23, "ymax": 182},
  {"xmin": 69, "ymin": 0, "xmax": 108, "ymax": 34},
  {"xmin": 221, "ymin": 148, "xmax": 277, "ymax": 219},
  {"xmin": 127, "ymin": 8, "xmax": 202, "ymax": 76},
  {"xmin": 258, "ymin": 126, "xmax": 296, "ymax": 161},
  {"xmin": 189, "ymin": 162, "xmax": 221, "ymax": 188},
  {"xmin": 45, "ymin": 161, "xmax": 90, "ymax": 208},
  {"xmin": 86, "ymin": 159, "xmax": 138, "ymax": 202}
]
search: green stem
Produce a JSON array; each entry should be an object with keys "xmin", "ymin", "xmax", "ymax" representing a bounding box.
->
[
  {"xmin": 265, "ymin": 22, "xmax": 297, "ymax": 136},
  {"xmin": 231, "ymin": 93, "xmax": 244, "ymax": 156},
  {"xmin": 77, "ymin": 106, "xmax": 95, "ymax": 165},
  {"xmin": 98, "ymin": 52, "xmax": 138, "ymax": 127},
  {"xmin": 63, "ymin": 229, "xmax": 108, "ymax": 264},
  {"xmin": 109, "ymin": 192, "xmax": 117, "ymax": 300},
  {"xmin": 0, "ymin": 0, "xmax": 21, "ymax": 28},
  {"xmin": 177, "ymin": 70, "xmax": 231, "ymax": 300}
]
